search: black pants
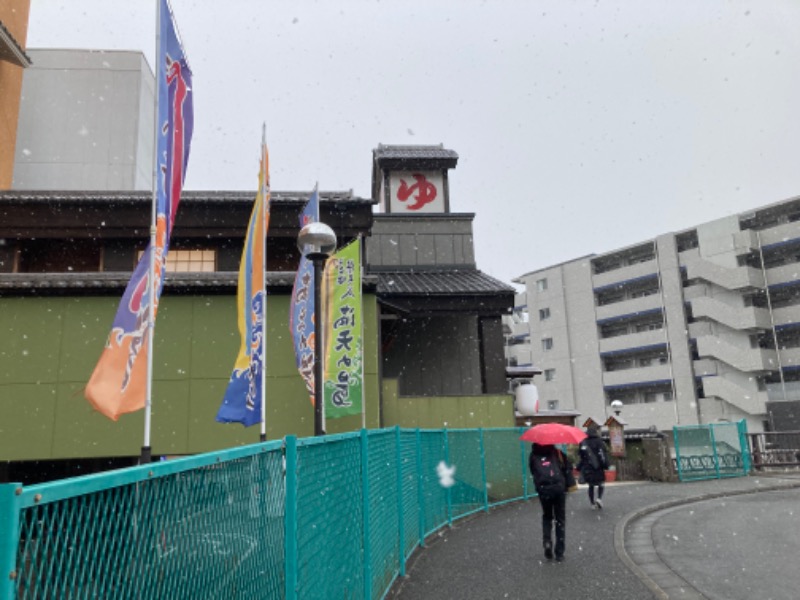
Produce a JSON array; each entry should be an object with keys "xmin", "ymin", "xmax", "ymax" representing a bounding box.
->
[
  {"xmin": 538, "ymin": 493, "xmax": 566, "ymax": 557},
  {"xmin": 588, "ymin": 482, "xmax": 605, "ymax": 504}
]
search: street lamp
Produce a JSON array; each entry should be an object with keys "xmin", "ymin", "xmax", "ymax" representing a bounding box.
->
[
  {"xmin": 610, "ymin": 399, "xmax": 623, "ymax": 417},
  {"xmin": 297, "ymin": 221, "xmax": 337, "ymax": 436}
]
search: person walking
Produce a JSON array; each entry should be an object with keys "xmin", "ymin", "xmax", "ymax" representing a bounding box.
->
[
  {"xmin": 578, "ymin": 424, "xmax": 611, "ymax": 509},
  {"xmin": 529, "ymin": 443, "xmax": 575, "ymax": 562}
]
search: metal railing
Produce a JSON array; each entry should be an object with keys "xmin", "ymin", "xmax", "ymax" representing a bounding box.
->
[
  {"xmin": 1, "ymin": 427, "xmax": 534, "ymax": 599},
  {"xmin": 750, "ymin": 431, "xmax": 800, "ymax": 470},
  {"xmin": 673, "ymin": 420, "xmax": 750, "ymax": 482}
]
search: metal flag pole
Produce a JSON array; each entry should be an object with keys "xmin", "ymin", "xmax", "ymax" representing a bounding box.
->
[
  {"xmin": 260, "ymin": 123, "xmax": 268, "ymax": 442},
  {"xmin": 315, "ymin": 184, "xmax": 327, "ymax": 434},
  {"xmin": 359, "ymin": 235, "xmax": 366, "ymax": 429},
  {"xmin": 142, "ymin": 0, "xmax": 163, "ymax": 465}
]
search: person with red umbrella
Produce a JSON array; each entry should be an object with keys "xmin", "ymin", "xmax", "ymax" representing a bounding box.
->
[{"xmin": 521, "ymin": 423, "xmax": 582, "ymax": 562}]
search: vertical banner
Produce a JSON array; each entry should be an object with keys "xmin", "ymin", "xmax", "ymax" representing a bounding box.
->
[
  {"xmin": 290, "ymin": 190, "xmax": 319, "ymax": 405},
  {"xmin": 323, "ymin": 238, "xmax": 363, "ymax": 418},
  {"xmin": 84, "ymin": 0, "xmax": 193, "ymax": 420},
  {"xmin": 216, "ymin": 137, "xmax": 270, "ymax": 426}
]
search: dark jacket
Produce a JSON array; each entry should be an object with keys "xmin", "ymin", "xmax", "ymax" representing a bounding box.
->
[
  {"xmin": 529, "ymin": 443, "xmax": 574, "ymax": 497},
  {"xmin": 578, "ymin": 429, "xmax": 610, "ymax": 484}
]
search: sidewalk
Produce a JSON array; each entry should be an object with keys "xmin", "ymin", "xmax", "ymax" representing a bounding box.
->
[{"xmin": 388, "ymin": 474, "xmax": 800, "ymax": 600}]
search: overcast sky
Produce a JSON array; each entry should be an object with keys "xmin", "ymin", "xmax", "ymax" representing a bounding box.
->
[{"xmin": 26, "ymin": 0, "xmax": 800, "ymax": 285}]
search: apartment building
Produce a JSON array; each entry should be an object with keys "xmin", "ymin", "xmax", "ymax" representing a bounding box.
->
[{"xmin": 510, "ymin": 196, "xmax": 800, "ymax": 433}]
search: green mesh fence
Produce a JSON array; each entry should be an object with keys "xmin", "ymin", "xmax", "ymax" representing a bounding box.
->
[
  {"xmin": 1, "ymin": 427, "xmax": 535, "ymax": 599},
  {"xmin": 673, "ymin": 420, "xmax": 749, "ymax": 481},
  {"xmin": 2, "ymin": 442, "xmax": 286, "ymax": 600}
]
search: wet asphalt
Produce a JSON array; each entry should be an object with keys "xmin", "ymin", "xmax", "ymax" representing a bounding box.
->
[{"xmin": 387, "ymin": 474, "xmax": 800, "ymax": 600}]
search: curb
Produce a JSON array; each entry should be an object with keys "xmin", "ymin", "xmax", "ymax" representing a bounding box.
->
[{"xmin": 613, "ymin": 478, "xmax": 800, "ymax": 599}]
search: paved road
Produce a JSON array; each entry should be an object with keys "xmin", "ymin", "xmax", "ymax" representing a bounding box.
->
[{"xmin": 388, "ymin": 474, "xmax": 800, "ymax": 600}]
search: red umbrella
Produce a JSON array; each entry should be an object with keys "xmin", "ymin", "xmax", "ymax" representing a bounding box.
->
[{"xmin": 519, "ymin": 423, "xmax": 587, "ymax": 445}]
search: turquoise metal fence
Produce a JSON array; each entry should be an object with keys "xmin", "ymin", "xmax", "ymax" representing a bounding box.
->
[
  {"xmin": 673, "ymin": 420, "xmax": 750, "ymax": 482},
  {"xmin": 1, "ymin": 427, "xmax": 534, "ymax": 599}
]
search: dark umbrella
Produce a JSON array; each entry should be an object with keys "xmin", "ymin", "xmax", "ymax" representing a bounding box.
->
[{"xmin": 519, "ymin": 423, "xmax": 587, "ymax": 445}]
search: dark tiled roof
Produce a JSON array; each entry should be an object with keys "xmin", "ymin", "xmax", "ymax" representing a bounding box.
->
[
  {"xmin": 375, "ymin": 270, "xmax": 514, "ymax": 296},
  {"xmin": 0, "ymin": 271, "xmax": 379, "ymax": 295},
  {"xmin": 373, "ymin": 144, "xmax": 459, "ymax": 162},
  {"xmin": 0, "ymin": 189, "xmax": 373, "ymax": 206},
  {"xmin": 0, "ymin": 19, "xmax": 31, "ymax": 67}
]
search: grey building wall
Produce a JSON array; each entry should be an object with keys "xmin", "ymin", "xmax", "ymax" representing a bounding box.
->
[
  {"xmin": 13, "ymin": 49, "xmax": 154, "ymax": 191},
  {"xmin": 383, "ymin": 315, "xmax": 482, "ymax": 396},
  {"xmin": 655, "ymin": 234, "xmax": 695, "ymax": 425},
  {"xmin": 366, "ymin": 214, "xmax": 476, "ymax": 270}
]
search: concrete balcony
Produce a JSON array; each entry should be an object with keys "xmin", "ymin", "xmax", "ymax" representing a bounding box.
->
[
  {"xmin": 514, "ymin": 291, "xmax": 528, "ymax": 310},
  {"xmin": 592, "ymin": 258, "xmax": 658, "ymax": 291},
  {"xmin": 682, "ymin": 251, "xmax": 764, "ymax": 291},
  {"xmin": 695, "ymin": 336, "xmax": 778, "ymax": 372},
  {"xmin": 778, "ymin": 347, "xmax": 800, "ymax": 370},
  {"xmin": 507, "ymin": 345, "xmax": 533, "ymax": 366},
  {"xmin": 689, "ymin": 296, "xmax": 772, "ymax": 331},
  {"xmin": 595, "ymin": 294, "xmax": 662, "ymax": 323},
  {"xmin": 688, "ymin": 320, "xmax": 712, "ymax": 339},
  {"xmin": 772, "ymin": 306, "xmax": 800, "ymax": 329},
  {"xmin": 599, "ymin": 328, "xmax": 666, "ymax": 355},
  {"xmin": 701, "ymin": 374, "xmax": 768, "ymax": 415},
  {"xmin": 757, "ymin": 221, "xmax": 800, "ymax": 250},
  {"xmin": 602, "ymin": 363, "xmax": 672, "ymax": 389},
  {"xmin": 509, "ymin": 321, "xmax": 529, "ymax": 339},
  {"xmin": 765, "ymin": 263, "xmax": 800, "ymax": 288},
  {"xmin": 693, "ymin": 358, "xmax": 718, "ymax": 377}
]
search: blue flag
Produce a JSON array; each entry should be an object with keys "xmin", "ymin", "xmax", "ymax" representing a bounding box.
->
[{"xmin": 290, "ymin": 190, "xmax": 319, "ymax": 405}]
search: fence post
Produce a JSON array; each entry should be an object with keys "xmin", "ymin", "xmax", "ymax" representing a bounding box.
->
[
  {"xmin": 361, "ymin": 429, "xmax": 372, "ymax": 600},
  {"xmin": 283, "ymin": 436, "xmax": 298, "ymax": 600},
  {"xmin": 0, "ymin": 483, "xmax": 23, "ymax": 600},
  {"xmin": 738, "ymin": 419, "xmax": 752, "ymax": 474},
  {"xmin": 444, "ymin": 429, "xmax": 452, "ymax": 527},
  {"xmin": 415, "ymin": 429, "xmax": 426, "ymax": 547},
  {"xmin": 479, "ymin": 429, "xmax": 489, "ymax": 512},
  {"xmin": 395, "ymin": 426, "xmax": 406, "ymax": 577},
  {"xmin": 709, "ymin": 424, "xmax": 721, "ymax": 479},
  {"xmin": 672, "ymin": 427, "xmax": 684, "ymax": 482}
]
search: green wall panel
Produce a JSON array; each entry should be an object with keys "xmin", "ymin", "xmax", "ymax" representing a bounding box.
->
[
  {"xmin": 50, "ymin": 382, "xmax": 142, "ymax": 459},
  {"xmin": 0, "ymin": 298, "xmax": 63, "ymax": 384},
  {"xmin": 0, "ymin": 292, "xmax": 380, "ymax": 461},
  {"xmin": 383, "ymin": 390, "xmax": 515, "ymax": 430},
  {"xmin": 0, "ymin": 383, "xmax": 58, "ymax": 460}
]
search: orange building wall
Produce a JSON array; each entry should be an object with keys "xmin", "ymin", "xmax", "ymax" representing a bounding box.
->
[{"xmin": 0, "ymin": 0, "xmax": 31, "ymax": 189}]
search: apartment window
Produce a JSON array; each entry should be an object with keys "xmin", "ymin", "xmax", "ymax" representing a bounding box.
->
[
  {"xmin": 547, "ymin": 400, "xmax": 559, "ymax": 410},
  {"xmin": 544, "ymin": 369, "xmax": 556, "ymax": 382},
  {"xmin": 541, "ymin": 337, "xmax": 553, "ymax": 351},
  {"xmin": 137, "ymin": 249, "xmax": 217, "ymax": 272},
  {"xmin": 639, "ymin": 357, "xmax": 652, "ymax": 367},
  {"xmin": 536, "ymin": 278, "xmax": 548, "ymax": 292},
  {"xmin": 539, "ymin": 307, "xmax": 551, "ymax": 321}
]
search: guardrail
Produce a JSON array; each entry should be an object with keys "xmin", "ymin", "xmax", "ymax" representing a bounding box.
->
[{"xmin": 1, "ymin": 427, "xmax": 534, "ymax": 599}]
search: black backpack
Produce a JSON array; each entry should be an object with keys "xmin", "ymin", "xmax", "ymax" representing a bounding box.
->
[{"xmin": 530, "ymin": 452, "xmax": 566, "ymax": 498}]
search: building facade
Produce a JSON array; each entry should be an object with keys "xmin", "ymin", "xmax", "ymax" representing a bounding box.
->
[
  {"xmin": 511, "ymin": 197, "xmax": 800, "ymax": 433},
  {"xmin": 13, "ymin": 49, "xmax": 154, "ymax": 190},
  {"xmin": 0, "ymin": 0, "xmax": 32, "ymax": 189},
  {"xmin": 0, "ymin": 41, "xmax": 514, "ymax": 479}
]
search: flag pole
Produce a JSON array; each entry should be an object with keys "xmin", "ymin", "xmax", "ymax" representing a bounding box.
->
[
  {"xmin": 260, "ymin": 122, "xmax": 268, "ymax": 442},
  {"xmin": 315, "ymin": 183, "xmax": 327, "ymax": 434},
  {"xmin": 142, "ymin": 0, "xmax": 163, "ymax": 464},
  {"xmin": 359, "ymin": 235, "xmax": 366, "ymax": 429}
]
